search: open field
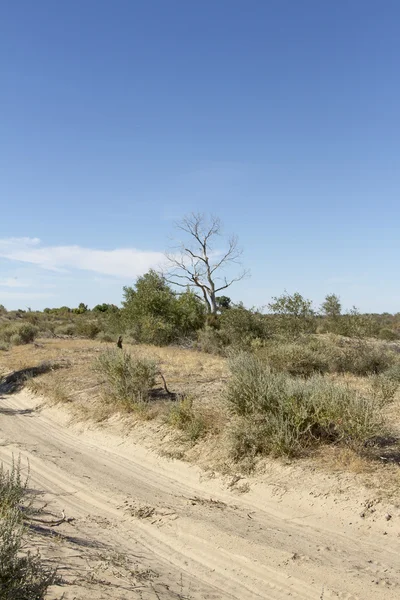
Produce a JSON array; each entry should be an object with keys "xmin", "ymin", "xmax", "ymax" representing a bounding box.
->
[{"xmin": 1, "ymin": 338, "xmax": 400, "ymax": 598}]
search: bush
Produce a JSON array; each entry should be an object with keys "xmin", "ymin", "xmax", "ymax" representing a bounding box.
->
[
  {"xmin": 0, "ymin": 458, "xmax": 56, "ymax": 599},
  {"xmin": 226, "ymin": 353, "xmax": 389, "ymax": 458},
  {"xmin": 54, "ymin": 323, "xmax": 76, "ymax": 336},
  {"xmin": 378, "ymin": 328, "xmax": 400, "ymax": 341},
  {"xmin": 218, "ymin": 305, "xmax": 272, "ymax": 348},
  {"xmin": 93, "ymin": 349, "xmax": 158, "ymax": 407},
  {"xmin": 196, "ymin": 327, "xmax": 225, "ymax": 355},
  {"xmin": 257, "ymin": 336, "xmax": 396, "ymax": 378},
  {"xmin": 0, "ymin": 323, "xmax": 38, "ymax": 346},
  {"xmin": 259, "ymin": 341, "xmax": 330, "ymax": 377},
  {"xmin": 333, "ymin": 341, "xmax": 394, "ymax": 376},
  {"xmin": 75, "ymin": 320, "xmax": 101, "ymax": 339},
  {"xmin": 167, "ymin": 397, "xmax": 207, "ymax": 442},
  {"xmin": 96, "ymin": 331, "xmax": 115, "ymax": 343}
]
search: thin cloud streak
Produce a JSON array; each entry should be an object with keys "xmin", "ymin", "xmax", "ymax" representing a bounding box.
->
[{"xmin": 0, "ymin": 238, "xmax": 165, "ymax": 279}]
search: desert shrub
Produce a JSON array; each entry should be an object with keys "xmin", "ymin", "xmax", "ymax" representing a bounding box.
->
[
  {"xmin": 369, "ymin": 373, "xmax": 399, "ymax": 404},
  {"xmin": 0, "ymin": 341, "xmax": 9, "ymax": 351},
  {"xmin": 259, "ymin": 341, "xmax": 330, "ymax": 377},
  {"xmin": 196, "ymin": 326, "xmax": 225, "ymax": 355},
  {"xmin": 0, "ymin": 323, "xmax": 38, "ymax": 346},
  {"xmin": 218, "ymin": 304, "xmax": 271, "ymax": 348},
  {"xmin": 96, "ymin": 331, "xmax": 115, "ymax": 343},
  {"xmin": 75, "ymin": 320, "xmax": 101, "ymax": 339},
  {"xmin": 93, "ymin": 349, "xmax": 157, "ymax": 407},
  {"xmin": 226, "ymin": 353, "xmax": 389, "ymax": 458},
  {"xmin": 0, "ymin": 458, "xmax": 56, "ymax": 599},
  {"xmin": 128, "ymin": 315, "xmax": 176, "ymax": 346},
  {"xmin": 383, "ymin": 363, "xmax": 400, "ymax": 382},
  {"xmin": 54, "ymin": 323, "xmax": 76, "ymax": 336},
  {"xmin": 167, "ymin": 397, "xmax": 207, "ymax": 442},
  {"xmin": 258, "ymin": 336, "xmax": 396, "ymax": 378},
  {"xmin": 378, "ymin": 328, "xmax": 400, "ymax": 341},
  {"xmin": 333, "ymin": 341, "xmax": 394, "ymax": 376}
]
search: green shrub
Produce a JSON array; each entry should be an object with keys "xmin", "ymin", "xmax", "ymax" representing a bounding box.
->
[
  {"xmin": 0, "ymin": 323, "xmax": 38, "ymax": 346},
  {"xmin": 218, "ymin": 305, "xmax": 272, "ymax": 348},
  {"xmin": 54, "ymin": 323, "xmax": 76, "ymax": 336},
  {"xmin": 196, "ymin": 327, "xmax": 225, "ymax": 355},
  {"xmin": 333, "ymin": 341, "xmax": 394, "ymax": 376},
  {"xmin": 226, "ymin": 353, "xmax": 389, "ymax": 458},
  {"xmin": 259, "ymin": 341, "xmax": 330, "ymax": 377},
  {"xmin": 75, "ymin": 320, "xmax": 101, "ymax": 339},
  {"xmin": 0, "ymin": 458, "xmax": 56, "ymax": 599},
  {"xmin": 378, "ymin": 327, "xmax": 400, "ymax": 341},
  {"xmin": 167, "ymin": 397, "xmax": 207, "ymax": 442},
  {"xmin": 93, "ymin": 349, "xmax": 158, "ymax": 407},
  {"xmin": 369, "ymin": 373, "xmax": 399, "ymax": 404},
  {"xmin": 96, "ymin": 331, "xmax": 115, "ymax": 343}
]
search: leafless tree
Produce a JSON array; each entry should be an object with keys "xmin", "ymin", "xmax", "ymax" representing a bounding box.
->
[{"xmin": 164, "ymin": 213, "xmax": 248, "ymax": 314}]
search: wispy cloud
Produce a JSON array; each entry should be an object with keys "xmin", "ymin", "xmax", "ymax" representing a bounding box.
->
[
  {"xmin": 0, "ymin": 238, "xmax": 165, "ymax": 278},
  {"xmin": 0, "ymin": 277, "xmax": 30, "ymax": 288}
]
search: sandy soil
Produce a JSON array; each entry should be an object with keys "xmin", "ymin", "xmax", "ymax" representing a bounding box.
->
[{"xmin": 0, "ymin": 389, "xmax": 399, "ymax": 600}]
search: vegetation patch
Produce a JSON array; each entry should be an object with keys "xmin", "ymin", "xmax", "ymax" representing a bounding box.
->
[
  {"xmin": 0, "ymin": 458, "xmax": 57, "ymax": 600},
  {"xmin": 226, "ymin": 353, "xmax": 393, "ymax": 459}
]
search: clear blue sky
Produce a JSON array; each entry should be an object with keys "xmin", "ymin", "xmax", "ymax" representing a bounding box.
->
[{"xmin": 1, "ymin": 1, "xmax": 399, "ymax": 312}]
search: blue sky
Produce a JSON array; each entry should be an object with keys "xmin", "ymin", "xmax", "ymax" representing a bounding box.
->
[{"xmin": 1, "ymin": 1, "xmax": 399, "ymax": 312}]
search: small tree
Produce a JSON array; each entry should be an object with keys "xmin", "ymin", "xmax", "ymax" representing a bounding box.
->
[
  {"xmin": 268, "ymin": 292, "xmax": 316, "ymax": 336},
  {"xmin": 321, "ymin": 294, "xmax": 341, "ymax": 319},
  {"xmin": 164, "ymin": 213, "xmax": 248, "ymax": 314},
  {"xmin": 122, "ymin": 270, "xmax": 205, "ymax": 344}
]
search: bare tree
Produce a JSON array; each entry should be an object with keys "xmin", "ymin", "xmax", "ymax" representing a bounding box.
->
[{"xmin": 164, "ymin": 213, "xmax": 248, "ymax": 314}]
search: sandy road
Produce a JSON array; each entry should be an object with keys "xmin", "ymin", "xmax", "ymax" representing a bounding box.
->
[{"xmin": 0, "ymin": 390, "xmax": 399, "ymax": 600}]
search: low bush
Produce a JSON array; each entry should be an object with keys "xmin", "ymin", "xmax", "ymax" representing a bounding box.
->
[
  {"xmin": 0, "ymin": 458, "xmax": 56, "ymax": 599},
  {"xmin": 257, "ymin": 336, "xmax": 396, "ymax": 378},
  {"xmin": 93, "ymin": 348, "xmax": 158, "ymax": 407},
  {"xmin": 167, "ymin": 396, "xmax": 208, "ymax": 442},
  {"xmin": 0, "ymin": 323, "xmax": 38, "ymax": 346},
  {"xmin": 75, "ymin": 320, "xmax": 101, "ymax": 339},
  {"xmin": 54, "ymin": 323, "xmax": 76, "ymax": 336},
  {"xmin": 96, "ymin": 331, "xmax": 115, "ymax": 343},
  {"xmin": 226, "ymin": 353, "xmax": 390, "ymax": 458},
  {"xmin": 196, "ymin": 327, "xmax": 225, "ymax": 355}
]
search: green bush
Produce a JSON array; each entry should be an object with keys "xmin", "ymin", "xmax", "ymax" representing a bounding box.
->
[
  {"xmin": 0, "ymin": 323, "xmax": 38, "ymax": 346},
  {"xmin": 196, "ymin": 327, "xmax": 225, "ymax": 355},
  {"xmin": 54, "ymin": 323, "xmax": 76, "ymax": 336},
  {"xmin": 259, "ymin": 341, "xmax": 330, "ymax": 377},
  {"xmin": 0, "ymin": 458, "xmax": 56, "ymax": 599},
  {"xmin": 226, "ymin": 353, "xmax": 389, "ymax": 458},
  {"xmin": 167, "ymin": 397, "xmax": 207, "ymax": 442},
  {"xmin": 378, "ymin": 328, "xmax": 400, "ymax": 341},
  {"xmin": 333, "ymin": 341, "xmax": 394, "ymax": 376},
  {"xmin": 257, "ymin": 336, "xmax": 396, "ymax": 378},
  {"xmin": 218, "ymin": 305, "xmax": 272, "ymax": 348},
  {"xmin": 93, "ymin": 349, "xmax": 158, "ymax": 407},
  {"xmin": 75, "ymin": 320, "xmax": 101, "ymax": 339},
  {"xmin": 96, "ymin": 331, "xmax": 115, "ymax": 343}
]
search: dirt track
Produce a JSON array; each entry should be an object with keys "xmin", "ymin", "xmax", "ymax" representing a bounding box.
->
[{"xmin": 0, "ymin": 390, "xmax": 399, "ymax": 599}]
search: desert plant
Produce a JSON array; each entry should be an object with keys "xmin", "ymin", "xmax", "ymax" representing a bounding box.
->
[
  {"xmin": 93, "ymin": 349, "xmax": 157, "ymax": 407},
  {"xmin": 167, "ymin": 396, "xmax": 207, "ymax": 442},
  {"xmin": 226, "ymin": 353, "xmax": 390, "ymax": 458},
  {"xmin": 196, "ymin": 326, "xmax": 225, "ymax": 355},
  {"xmin": 0, "ymin": 458, "xmax": 56, "ymax": 599},
  {"xmin": 0, "ymin": 323, "xmax": 38, "ymax": 346},
  {"xmin": 75, "ymin": 320, "xmax": 101, "ymax": 339}
]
